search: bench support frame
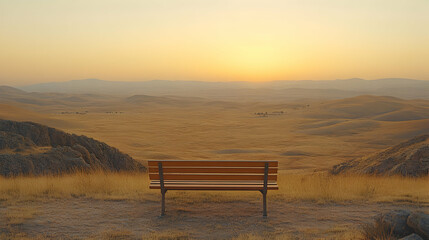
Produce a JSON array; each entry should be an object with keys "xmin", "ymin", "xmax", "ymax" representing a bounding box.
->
[
  {"xmin": 260, "ymin": 162, "xmax": 268, "ymax": 217},
  {"xmin": 158, "ymin": 162, "xmax": 166, "ymax": 216},
  {"xmin": 156, "ymin": 161, "xmax": 271, "ymax": 217}
]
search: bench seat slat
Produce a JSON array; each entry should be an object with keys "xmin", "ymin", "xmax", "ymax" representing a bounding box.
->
[
  {"xmin": 149, "ymin": 184, "xmax": 279, "ymax": 190},
  {"xmin": 149, "ymin": 174, "xmax": 277, "ymax": 181},
  {"xmin": 148, "ymin": 160, "xmax": 278, "ymax": 168},
  {"xmin": 150, "ymin": 180, "xmax": 278, "ymax": 185},
  {"xmin": 148, "ymin": 167, "xmax": 277, "ymax": 174}
]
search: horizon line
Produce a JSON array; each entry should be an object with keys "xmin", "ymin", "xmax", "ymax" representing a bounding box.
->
[{"xmin": 9, "ymin": 77, "xmax": 429, "ymax": 87}]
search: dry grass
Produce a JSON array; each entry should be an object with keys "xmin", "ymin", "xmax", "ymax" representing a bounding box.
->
[
  {"xmin": 0, "ymin": 233, "xmax": 47, "ymax": 240},
  {"xmin": 1, "ymin": 207, "xmax": 43, "ymax": 240},
  {"xmin": 4, "ymin": 206, "xmax": 39, "ymax": 225},
  {"xmin": 231, "ymin": 233, "xmax": 295, "ymax": 240},
  {"xmin": 141, "ymin": 230, "xmax": 191, "ymax": 240},
  {"xmin": 275, "ymin": 173, "xmax": 429, "ymax": 204},
  {"xmin": 361, "ymin": 216, "xmax": 395, "ymax": 240},
  {"xmin": 90, "ymin": 229, "xmax": 135, "ymax": 240},
  {"xmin": 53, "ymin": 107, "xmax": 429, "ymax": 172},
  {"xmin": 324, "ymin": 225, "xmax": 364, "ymax": 240},
  {"xmin": 0, "ymin": 171, "xmax": 151, "ymax": 202},
  {"xmin": 230, "ymin": 228, "xmax": 363, "ymax": 240},
  {"xmin": 0, "ymin": 172, "xmax": 427, "ymax": 205}
]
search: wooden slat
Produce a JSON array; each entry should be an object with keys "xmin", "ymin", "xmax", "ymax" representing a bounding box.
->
[
  {"xmin": 150, "ymin": 180, "xmax": 278, "ymax": 185},
  {"xmin": 148, "ymin": 160, "xmax": 278, "ymax": 168},
  {"xmin": 148, "ymin": 167, "xmax": 277, "ymax": 174},
  {"xmin": 149, "ymin": 174, "xmax": 277, "ymax": 181},
  {"xmin": 149, "ymin": 184, "xmax": 279, "ymax": 190},
  {"xmin": 150, "ymin": 182, "xmax": 277, "ymax": 186}
]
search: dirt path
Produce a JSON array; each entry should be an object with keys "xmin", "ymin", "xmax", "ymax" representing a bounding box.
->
[{"xmin": 1, "ymin": 198, "xmax": 427, "ymax": 239}]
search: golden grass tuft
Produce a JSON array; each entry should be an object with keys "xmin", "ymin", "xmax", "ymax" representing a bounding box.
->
[
  {"xmin": 0, "ymin": 232, "xmax": 47, "ymax": 240},
  {"xmin": 0, "ymin": 172, "xmax": 427, "ymax": 204},
  {"xmin": 232, "ymin": 228, "xmax": 363, "ymax": 240},
  {"xmin": 94, "ymin": 229, "xmax": 135, "ymax": 240},
  {"xmin": 0, "ymin": 171, "xmax": 151, "ymax": 202},
  {"xmin": 274, "ymin": 173, "xmax": 429, "ymax": 204},
  {"xmin": 232, "ymin": 233, "xmax": 291, "ymax": 240},
  {"xmin": 141, "ymin": 230, "xmax": 191, "ymax": 240},
  {"xmin": 361, "ymin": 216, "xmax": 395, "ymax": 240}
]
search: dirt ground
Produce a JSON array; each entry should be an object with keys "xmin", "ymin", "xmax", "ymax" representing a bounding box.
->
[{"xmin": 1, "ymin": 196, "xmax": 427, "ymax": 239}]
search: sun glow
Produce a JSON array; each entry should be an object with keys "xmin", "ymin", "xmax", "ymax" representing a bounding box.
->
[
  {"xmin": 0, "ymin": 0, "xmax": 428, "ymax": 84},
  {"xmin": 224, "ymin": 44, "xmax": 286, "ymax": 80}
]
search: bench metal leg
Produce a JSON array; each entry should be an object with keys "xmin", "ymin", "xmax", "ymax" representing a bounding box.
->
[
  {"xmin": 260, "ymin": 190, "xmax": 267, "ymax": 217},
  {"xmin": 161, "ymin": 190, "xmax": 166, "ymax": 216},
  {"xmin": 158, "ymin": 162, "xmax": 166, "ymax": 217},
  {"xmin": 262, "ymin": 191, "xmax": 267, "ymax": 217},
  {"xmin": 262, "ymin": 162, "xmax": 268, "ymax": 218}
]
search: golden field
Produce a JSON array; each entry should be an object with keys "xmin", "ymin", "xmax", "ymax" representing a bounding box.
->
[
  {"xmin": 2, "ymin": 95, "xmax": 428, "ymax": 173},
  {"xmin": 1, "ymin": 172, "xmax": 428, "ymax": 240},
  {"xmin": 1, "ymin": 94, "xmax": 429, "ymax": 239},
  {"xmin": 1, "ymin": 172, "xmax": 428, "ymax": 204}
]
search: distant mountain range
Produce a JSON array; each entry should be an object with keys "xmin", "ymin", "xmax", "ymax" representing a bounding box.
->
[{"xmin": 15, "ymin": 78, "xmax": 429, "ymax": 100}]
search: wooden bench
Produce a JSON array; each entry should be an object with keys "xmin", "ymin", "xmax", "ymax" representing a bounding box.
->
[{"xmin": 148, "ymin": 160, "xmax": 278, "ymax": 217}]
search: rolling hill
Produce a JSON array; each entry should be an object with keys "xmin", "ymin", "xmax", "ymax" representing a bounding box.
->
[
  {"xmin": 0, "ymin": 119, "xmax": 145, "ymax": 176},
  {"xmin": 332, "ymin": 134, "xmax": 429, "ymax": 177},
  {"xmin": 1, "ymin": 85, "xmax": 428, "ymax": 173},
  {"xmin": 16, "ymin": 78, "xmax": 429, "ymax": 100},
  {"xmin": 302, "ymin": 95, "xmax": 429, "ymax": 120},
  {"xmin": 0, "ymin": 85, "xmax": 121, "ymax": 109},
  {"xmin": 0, "ymin": 104, "xmax": 77, "ymax": 129},
  {"xmin": 298, "ymin": 96, "xmax": 429, "ymax": 140}
]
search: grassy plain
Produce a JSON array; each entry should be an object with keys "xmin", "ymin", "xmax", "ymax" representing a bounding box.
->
[
  {"xmin": 1, "ymin": 172, "xmax": 428, "ymax": 239},
  {"xmin": 17, "ymin": 95, "xmax": 424, "ymax": 173},
  {"xmin": 1, "ymin": 172, "xmax": 428, "ymax": 204},
  {"xmin": 1, "ymin": 172, "xmax": 428, "ymax": 240},
  {"xmin": 1, "ymin": 94, "xmax": 429, "ymax": 239}
]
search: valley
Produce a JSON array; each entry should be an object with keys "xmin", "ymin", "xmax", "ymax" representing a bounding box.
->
[{"xmin": 1, "ymin": 82, "xmax": 428, "ymax": 239}]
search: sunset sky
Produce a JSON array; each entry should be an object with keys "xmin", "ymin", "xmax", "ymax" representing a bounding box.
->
[{"xmin": 1, "ymin": 0, "xmax": 428, "ymax": 85}]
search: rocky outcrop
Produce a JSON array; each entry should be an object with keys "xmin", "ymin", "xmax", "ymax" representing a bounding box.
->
[
  {"xmin": 407, "ymin": 212, "xmax": 429, "ymax": 240},
  {"xmin": 332, "ymin": 135, "xmax": 429, "ymax": 177},
  {"xmin": 0, "ymin": 119, "xmax": 145, "ymax": 176},
  {"xmin": 370, "ymin": 210, "xmax": 429, "ymax": 240},
  {"xmin": 382, "ymin": 210, "xmax": 413, "ymax": 237},
  {"xmin": 400, "ymin": 233, "xmax": 424, "ymax": 240},
  {"xmin": 0, "ymin": 131, "xmax": 36, "ymax": 149}
]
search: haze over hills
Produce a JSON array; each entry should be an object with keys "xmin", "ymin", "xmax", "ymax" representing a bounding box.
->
[
  {"xmin": 16, "ymin": 78, "xmax": 429, "ymax": 101},
  {"xmin": 0, "ymin": 85, "xmax": 123, "ymax": 112},
  {"xmin": 0, "ymin": 104, "xmax": 76, "ymax": 129},
  {"xmin": 1, "ymin": 82, "xmax": 429, "ymax": 172},
  {"xmin": 302, "ymin": 95, "xmax": 429, "ymax": 121},
  {"xmin": 2, "ymin": 85, "xmax": 429, "ymax": 117},
  {"xmin": 0, "ymin": 86, "xmax": 241, "ymax": 111}
]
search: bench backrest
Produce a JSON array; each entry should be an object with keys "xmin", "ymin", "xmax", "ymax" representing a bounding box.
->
[{"xmin": 148, "ymin": 160, "xmax": 278, "ymax": 182}]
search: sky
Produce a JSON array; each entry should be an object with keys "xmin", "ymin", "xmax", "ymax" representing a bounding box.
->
[{"xmin": 0, "ymin": 0, "xmax": 428, "ymax": 85}]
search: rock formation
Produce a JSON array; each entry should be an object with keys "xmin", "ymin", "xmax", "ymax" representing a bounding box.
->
[
  {"xmin": 332, "ymin": 134, "xmax": 429, "ymax": 177},
  {"xmin": 370, "ymin": 210, "xmax": 429, "ymax": 240},
  {"xmin": 0, "ymin": 119, "xmax": 145, "ymax": 176},
  {"xmin": 407, "ymin": 212, "xmax": 429, "ymax": 240}
]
